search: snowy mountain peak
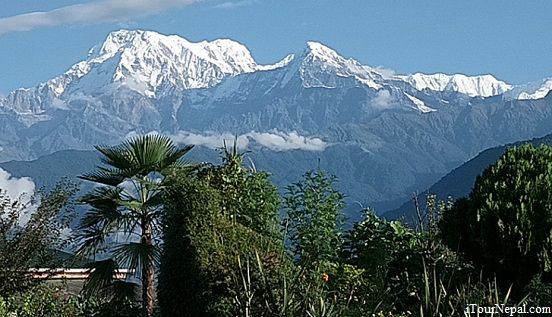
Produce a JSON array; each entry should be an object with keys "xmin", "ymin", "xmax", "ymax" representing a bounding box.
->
[
  {"xmin": 96, "ymin": 29, "xmax": 146, "ymax": 57},
  {"xmin": 399, "ymin": 73, "xmax": 512, "ymax": 97},
  {"xmin": 299, "ymin": 41, "xmax": 384, "ymax": 89},
  {"xmin": 13, "ymin": 29, "xmax": 552, "ymax": 107},
  {"xmin": 304, "ymin": 41, "xmax": 345, "ymax": 61},
  {"xmin": 47, "ymin": 30, "xmax": 259, "ymax": 97}
]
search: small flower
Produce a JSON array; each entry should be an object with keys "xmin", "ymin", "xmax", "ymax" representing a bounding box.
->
[{"xmin": 321, "ymin": 272, "xmax": 329, "ymax": 283}]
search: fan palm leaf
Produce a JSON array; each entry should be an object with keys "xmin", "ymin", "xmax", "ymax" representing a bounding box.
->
[
  {"xmin": 82, "ymin": 258, "xmax": 120, "ymax": 297},
  {"xmin": 91, "ymin": 135, "xmax": 194, "ymax": 179},
  {"xmin": 77, "ymin": 134, "xmax": 194, "ymax": 317},
  {"xmin": 112, "ymin": 242, "xmax": 161, "ymax": 274}
]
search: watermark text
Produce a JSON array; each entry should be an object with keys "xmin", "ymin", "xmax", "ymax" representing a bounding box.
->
[{"xmin": 465, "ymin": 304, "xmax": 551, "ymax": 316}]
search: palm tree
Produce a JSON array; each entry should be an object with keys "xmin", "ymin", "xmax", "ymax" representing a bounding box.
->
[{"xmin": 77, "ymin": 134, "xmax": 194, "ymax": 317}]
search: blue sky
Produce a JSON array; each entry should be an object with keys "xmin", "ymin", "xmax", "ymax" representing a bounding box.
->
[{"xmin": 1, "ymin": 0, "xmax": 552, "ymax": 93}]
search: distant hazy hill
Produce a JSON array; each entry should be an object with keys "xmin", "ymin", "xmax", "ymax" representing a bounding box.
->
[
  {"xmin": 0, "ymin": 144, "xmax": 389, "ymax": 221},
  {"xmin": 385, "ymin": 132, "xmax": 552, "ymax": 221},
  {"xmin": 0, "ymin": 150, "xmax": 101, "ymax": 190},
  {"xmin": 0, "ymin": 147, "xmax": 224, "ymax": 190}
]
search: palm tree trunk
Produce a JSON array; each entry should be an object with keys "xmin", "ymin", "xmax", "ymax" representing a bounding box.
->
[{"xmin": 142, "ymin": 221, "xmax": 156, "ymax": 317}]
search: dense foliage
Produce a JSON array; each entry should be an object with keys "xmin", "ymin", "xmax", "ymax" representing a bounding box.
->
[
  {"xmin": 441, "ymin": 144, "xmax": 552, "ymax": 292},
  {"xmin": 198, "ymin": 144, "xmax": 281, "ymax": 239},
  {"xmin": 0, "ymin": 180, "xmax": 77, "ymax": 297},
  {"xmin": 158, "ymin": 174, "xmax": 220, "ymax": 317},
  {"xmin": 159, "ymin": 148, "xmax": 283, "ymax": 317},
  {"xmin": 285, "ymin": 170, "xmax": 344, "ymax": 266},
  {"xmin": 0, "ymin": 283, "xmax": 141, "ymax": 317},
  {"xmin": 2, "ymin": 137, "xmax": 552, "ymax": 316}
]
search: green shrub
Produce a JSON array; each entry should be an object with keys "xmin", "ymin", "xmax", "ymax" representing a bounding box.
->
[
  {"xmin": 199, "ymin": 145, "xmax": 281, "ymax": 239},
  {"xmin": 158, "ymin": 174, "xmax": 221, "ymax": 317},
  {"xmin": 525, "ymin": 274, "xmax": 552, "ymax": 306},
  {"xmin": 0, "ymin": 180, "xmax": 77, "ymax": 297},
  {"xmin": 159, "ymin": 163, "xmax": 284, "ymax": 317},
  {"xmin": 0, "ymin": 284, "xmax": 78, "ymax": 317},
  {"xmin": 284, "ymin": 169, "xmax": 344, "ymax": 268},
  {"xmin": 440, "ymin": 144, "xmax": 552, "ymax": 292}
]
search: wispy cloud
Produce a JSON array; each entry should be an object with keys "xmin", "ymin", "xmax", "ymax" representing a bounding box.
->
[
  {"xmin": 124, "ymin": 130, "xmax": 328, "ymax": 152},
  {"xmin": 212, "ymin": 0, "xmax": 255, "ymax": 9},
  {"xmin": 170, "ymin": 130, "xmax": 328, "ymax": 152},
  {"xmin": 374, "ymin": 66, "xmax": 396, "ymax": 79},
  {"xmin": 371, "ymin": 89, "xmax": 394, "ymax": 110},
  {"xmin": 0, "ymin": 168, "xmax": 37, "ymax": 226},
  {"xmin": 247, "ymin": 131, "xmax": 328, "ymax": 151},
  {"xmin": 0, "ymin": 0, "xmax": 198, "ymax": 35},
  {"xmin": 172, "ymin": 131, "xmax": 250, "ymax": 150}
]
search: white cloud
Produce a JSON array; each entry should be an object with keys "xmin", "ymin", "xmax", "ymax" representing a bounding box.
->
[
  {"xmin": 172, "ymin": 131, "xmax": 250, "ymax": 150},
  {"xmin": 0, "ymin": 168, "xmax": 36, "ymax": 225},
  {"xmin": 124, "ymin": 130, "xmax": 162, "ymax": 141},
  {"xmin": 122, "ymin": 130, "xmax": 328, "ymax": 152},
  {"xmin": 374, "ymin": 66, "xmax": 396, "ymax": 79},
  {"xmin": 212, "ymin": 1, "xmax": 255, "ymax": 9},
  {"xmin": 371, "ymin": 89, "xmax": 394, "ymax": 110},
  {"xmin": 0, "ymin": 168, "xmax": 35, "ymax": 203},
  {"xmin": 0, "ymin": 0, "xmax": 198, "ymax": 35},
  {"xmin": 170, "ymin": 130, "xmax": 328, "ymax": 152},
  {"xmin": 247, "ymin": 131, "xmax": 327, "ymax": 151}
]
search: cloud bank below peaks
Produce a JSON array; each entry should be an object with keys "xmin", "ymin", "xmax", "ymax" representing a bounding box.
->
[{"xmin": 171, "ymin": 131, "xmax": 329, "ymax": 152}]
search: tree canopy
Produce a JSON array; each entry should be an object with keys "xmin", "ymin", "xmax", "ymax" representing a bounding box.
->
[{"xmin": 440, "ymin": 144, "xmax": 552, "ymax": 290}]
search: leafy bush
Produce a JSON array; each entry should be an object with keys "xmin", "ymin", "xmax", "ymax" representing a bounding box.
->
[
  {"xmin": 0, "ymin": 284, "xmax": 78, "ymax": 317},
  {"xmin": 284, "ymin": 169, "xmax": 344, "ymax": 267},
  {"xmin": 0, "ymin": 180, "xmax": 77, "ymax": 297},
  {"xmin": 440, "ymin": 144, "xmax": 552, "ymax": 292},
  {"xmin": 524, "ymin": 274, "xmax": 552, "ymax": 306},
  {"xmin": 159, "ymin": 153, "xmax": 284, "ymax": 317},
  {"xmin": 342, "ymin": 209, "xmax": 419, "ymax": 312},
  {"xmin": 199, "ymin": 145, "xmax": 281, "ymax": 239},
  {"xmin": 0, "ymin": 283, "xmax": 140, "ymax": 317},
  {"xmin": 75, "ymin": 282, "xmax": 141, "ymax": 317},
  {"xmin": 158, "ymin": 174, "xmax": 221, "ymax": 317}
]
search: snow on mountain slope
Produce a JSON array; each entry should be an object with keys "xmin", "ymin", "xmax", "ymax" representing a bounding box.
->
[
  {"xmin": 299, "ymin": 41, "xmax": 385, "ymax": 90},
  {"xmin": 17, "ymin": 29, "xmax": 520, "ymax": 104},
  {"xmin": 404, "ymin": 93, "xmax": 436, "ymax": 113},
  {"xmin": 257, "ymin": 54, "xmax": 295, "ymax": 71},
  {"xmin": 505, "ymin": 78, "xmax": 552, "ymax": 100},
  {"xmin": 399, "ymin": 73, "xmax": 512, "ymax": 97},
  {"xmin": 47, "ymin": 30, "xmax": 262, "ymax": 97},
  {"xmin": 7, "ymin": 28, "xmax": 550, "ymax": 110}
]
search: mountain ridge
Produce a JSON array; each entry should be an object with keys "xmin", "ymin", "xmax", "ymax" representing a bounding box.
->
[
  {"xmin": 5, "ymin": 29, "xmax": 548, "ymax": 105},
  {"xmin": 2, "ymin": 29, "xmax": 552, "ymax": 213}
]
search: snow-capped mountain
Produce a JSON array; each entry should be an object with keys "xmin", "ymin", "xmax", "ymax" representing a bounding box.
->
[
  {"xmin": 504, "ymin": 78, "xmax": 552, "ymax": 100},
  {"xmin": 2, "ymin": 29, "xmax": 552, "ymax": 213},
  {"xmin": 46, "ymin": 30, "xmax": 264, "ymax": 98},
  {"xmin": 298, "ymin": 41, "xmax": 385, "ymax": 90},
  {"xmin": 398, "ymin": 73, "xmax": 512, "ymax": 97}
]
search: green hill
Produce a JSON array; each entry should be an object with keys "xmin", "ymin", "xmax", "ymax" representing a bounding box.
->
[{"xmin": 385, "ymin": 132, "xmax": 552, "ymax": 222}]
